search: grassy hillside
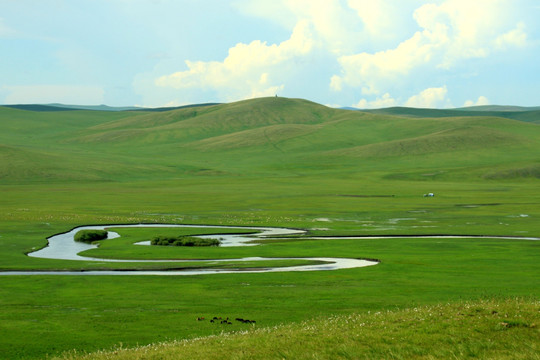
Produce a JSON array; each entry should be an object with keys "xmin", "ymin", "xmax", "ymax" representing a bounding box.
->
[
  {"xmin": 457, "ymin": 105, "xmax": 540, "ymax": 112},
  {"xmin": 55, "ymin": 298, "xmax": 539, "ymax": 360},
  {"xmin": 360, "ymin": 106, "xmax": 540, "ymax": 124},
  {"xmin": 0, "ymin": 97, "xmax": 539, "ymax": 359},
  {"xmin": 1, "ymin": 96, "xmax": 539, "ymax": 242},
  {"xmin": 1, "ymin": 97, "xmax": 539, "ymax": 183}
]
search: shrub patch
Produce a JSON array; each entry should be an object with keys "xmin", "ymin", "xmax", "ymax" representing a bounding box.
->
[
  {"xmin": 74, "ymin": 229, "xmax": 108, "ymax": 243},
  {"xmin": 151, "ymin": 235, "xmax": 220, "ymax": 247}
]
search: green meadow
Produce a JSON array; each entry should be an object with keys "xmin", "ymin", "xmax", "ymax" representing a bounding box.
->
[
  {"xmin": 54, "ymin": 298, "xmax": 540, "ymax": 360},
  {"xmin": 0, "ymin": 97, "xmax": 539, "ymax": 359}
]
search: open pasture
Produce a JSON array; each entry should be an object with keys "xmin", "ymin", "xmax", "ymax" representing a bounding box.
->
[{"xmin": 0, "ymin": 98, "xmax": 539, "ymax": 359}]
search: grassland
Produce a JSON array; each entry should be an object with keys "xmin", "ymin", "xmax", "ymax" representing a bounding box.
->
[
  {"xmin": 54, "ymin": 298, "xmax": 539, "ymax": 360},
  {"xmin": 0, "ymin": 97, "xmax": 539, "ymax": 359}
]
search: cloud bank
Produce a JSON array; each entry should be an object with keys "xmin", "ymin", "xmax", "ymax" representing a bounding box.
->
[
  {"xmin": 1, "ymin": 0, "xmax": 537, "ymax": 107},
  {"xmin": 146, "ymin": 0, "xmax": 532, "ymax": 108},
  {"xmin": 155, "ymin": 20, "xmax": 314, "ymax": 102}
]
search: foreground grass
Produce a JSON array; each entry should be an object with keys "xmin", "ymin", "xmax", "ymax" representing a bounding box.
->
[{"xmin": 55, "ymin": 298, "xmax": 539, "ymax": 360}]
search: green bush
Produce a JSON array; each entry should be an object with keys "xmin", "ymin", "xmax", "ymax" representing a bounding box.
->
[
  {"xmin": 151, "ymin": 235, "xmax": 220, "ymax": 247},
  {"xmin": 74, "ymin": 229, "xmax": 108, "ymax": 243}
]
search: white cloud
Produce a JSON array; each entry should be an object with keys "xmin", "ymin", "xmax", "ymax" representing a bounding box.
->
[
  {"xmin": 329, "ymin": 75, "xmax": 343, "ymax": 92},
  {"xmin": 332, "ymin": 30, "xmax": 441, "ymax": 94},
  {"xmin": 494, "ymin": 22, "xmax": 527, "ymax": 50},
  {"xmin": 347, "ymin": 0, "xmax": 410, "ymax": 41},
  {"xmin": 463, "ymin": 96, "xmax": 489, "ymax": 107},
  {"xmin": 405, "ymin": 86, "xmax": 448, "ymax": 108},
  {"xmin": 155, "ymin": 20, "xmax": 314, "ymax": 102},
  {"xmin": 235, "ymin": 0, "xmax": 365, "ymax": 54},
  {"xmin": 282, "ymin": 0, "xmax": 364, "ymax": 54},
  {"xmin": 137, "ymin": 0, "xmax": 534, "ymax": 106},
  {"xmin": 355, "ymin": 86, "xmax": 450, "ymax": 109},
  {"xmin": 355, "ymin": 93, "xmax": 397, "ymax": 109},
  {"xmin": 236, "ymin": 0, "xmax": 420, "ymax": 54},
  {"xmin": 331, "ymin": 0, "xmax": 530, "ymax": 94},
  {"xmin": 3, "ymin": 85, "xmax": 105, "ymax": 105}
]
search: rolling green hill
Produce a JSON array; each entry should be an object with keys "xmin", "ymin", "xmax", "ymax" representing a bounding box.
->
[
  {"xmin": 456, "ymin": 105, "xmax": 540, "ymax": 112},
  {"xmin": 359, "ymin": 106, "xmax": 540, "ymax": 124},
  {"xmin": 0, "ymin": 102, "xmax": 220, "ymax": 112},
  {"xmin": 1, "ymin": 97, "xmax": 538, "ymax": 184}
]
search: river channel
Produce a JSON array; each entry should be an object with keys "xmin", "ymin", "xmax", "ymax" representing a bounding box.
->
[
  {"xmin": 2, "ymin": 223, "xmax": 538, "ymax": 276},
  {"xmin": 1, "ymin": 224, "xmax": 378, "ymax": 275}
]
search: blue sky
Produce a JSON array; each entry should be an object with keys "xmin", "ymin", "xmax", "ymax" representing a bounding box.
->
[{"xmin": 1, "ymin": 0, "xmax": 539, "ymax": 108}]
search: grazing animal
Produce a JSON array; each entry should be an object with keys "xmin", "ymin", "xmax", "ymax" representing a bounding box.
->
[
  {"xmin": 209, "ymin": 316, "xmax": 254, "ymax": 325},
  {"xmin": 210, "ymin": 316, "xmax": 231, "ymax": 324},
  {"xmin": 235, "ymin": 318, "xmax": 256, "ymax": 324}
]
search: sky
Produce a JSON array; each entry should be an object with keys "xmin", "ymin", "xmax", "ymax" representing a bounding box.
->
[{"xmin": 1, "ymin": 0, "xmax": 539, "ymax": 108}]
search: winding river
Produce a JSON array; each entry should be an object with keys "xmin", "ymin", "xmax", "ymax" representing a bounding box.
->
[
  {"xmin": 2, "ymin": 223, "xmax": 538, "ymax": 276},
  {"xmin": 1, "ymin": 224, "xmax": 378, "ymax": 275}
]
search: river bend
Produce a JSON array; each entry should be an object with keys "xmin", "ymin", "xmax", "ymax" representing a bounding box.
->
[{"xmin": 2, "ymin": 224, "xmax": 377, "ymax": 275}]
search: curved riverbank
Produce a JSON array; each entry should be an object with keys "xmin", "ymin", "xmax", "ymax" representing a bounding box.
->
[
  {"xmin": 0, "ymin": 257, "xmax": 379, "ymax": 275},
  {"xmin": 2, "ymin": 224, "xmax": 377, "ymax": 275},
  {"xmin": 29, "ymin": 223, "xmax": 308, "ymax": 261},
  {"xmin": 3, "ymin": 223, "xmax": 538, "ymax": 276}
]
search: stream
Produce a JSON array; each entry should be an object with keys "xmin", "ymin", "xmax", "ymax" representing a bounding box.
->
[
  {"xmin": 3, "ymin": 223, "xmax": 537, "ymax": 276},
  {"xmin": 1, "ymin": 224, "xmax": 378, "ymax": 275}
]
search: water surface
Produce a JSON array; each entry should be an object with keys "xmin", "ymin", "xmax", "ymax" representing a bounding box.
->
[{"xmin": 2, "ymin": 224, "xmax": 377, "ymax": 275}]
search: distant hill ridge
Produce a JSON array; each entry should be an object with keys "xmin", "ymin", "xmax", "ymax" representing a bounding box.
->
[
  {"xmin": 456, "ymin": 105, "xmax": 540, "ymax": 112},
  {"xmin": 3, "ymin": 97, "xmax": 535, "ymax": 125},
  {"xmin": 350, "ymin": 105, "xmax": 540, "ymax": 124},
  {"xmin": 2, "ymin": 99, "xmax": 539, "ymax": 116},
  {"xmin": 1, "ymin": 102, "xmax": 221, "ymax": 112}
]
